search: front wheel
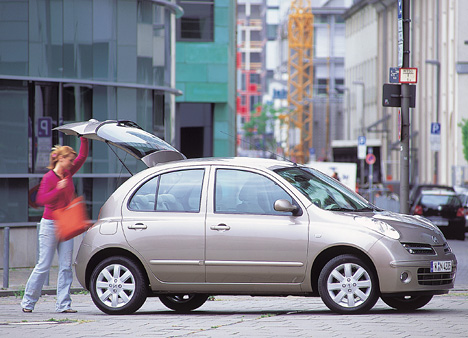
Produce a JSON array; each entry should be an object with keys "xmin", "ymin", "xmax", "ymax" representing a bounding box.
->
[
  {"xmin": 381, "ymin": 295, "xmax": 433, "ymax": 311},
  {"xmin": 89, "ymin": 256, "xmax": 148, "ymax": 315},
  {"xmin": 318, "ymin": 254, "xmax": 379, "ymax": 314},
  {"xmin": 159, "ymin": 294, "xmax": 208, "ymax": 312}
]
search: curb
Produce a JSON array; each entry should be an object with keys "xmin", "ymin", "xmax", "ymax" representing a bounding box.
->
[{"xmin": 0, "ymin": 287, "xmax": 85, "ymax": 298}]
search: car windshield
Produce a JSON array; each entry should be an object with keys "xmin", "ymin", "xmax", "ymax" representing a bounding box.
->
[{"xmin": 275, "ymin": 166, "xmax": 375, "ymax": 211}]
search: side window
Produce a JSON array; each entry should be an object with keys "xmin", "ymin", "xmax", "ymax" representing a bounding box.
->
[
  {"xmin": 215, "ymin": 169, "xmax": 293, "ymax": 215},
  {"xmin": 128, "ymin": 169, "xmax": 204, "ymax": 212},
  {"xmin": 128, "ymin": 176, "xmax": 159, "ymax": 211},
  {"xmin": 156, "ymin": 169, "xmax": 204, "ymax": 212}
]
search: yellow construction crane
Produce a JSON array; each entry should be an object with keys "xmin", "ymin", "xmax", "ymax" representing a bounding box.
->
[{"xmin": 286, "ymin": 0, "xmax": 314, "ymax": 164}]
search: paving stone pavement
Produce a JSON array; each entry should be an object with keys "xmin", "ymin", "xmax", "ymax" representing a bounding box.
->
[
  {"xmin": 0, "ymin": 293, "xmax": 467, "ymax": 337},
  {"xmin": 0, "ymin": 239, "xmax": 467, "ymax": 337}
]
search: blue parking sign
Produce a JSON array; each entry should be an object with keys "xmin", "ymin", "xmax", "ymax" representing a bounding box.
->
[
  {"xmin": 38, "ymin": 117, "xmax": 52, "ymax": 137},
  {"xmin": 358, "ymin": 136, "xmax": 366, "ymax": 145},
  {"xmin": 431, "ymin": 122, "xmax": 441, "ymax": 135}
]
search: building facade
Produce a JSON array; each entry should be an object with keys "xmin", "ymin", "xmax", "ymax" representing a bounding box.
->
[
  {"xmin": 268, "ymin": 0, "xmax": 351, "ymax": 162},
  {"xmin": 175, "ymin": 0, "xmax": 236, "ymax": 158},
  {"xmin": 236, "ymin": 0, "xmax": 266, "ymax": 154},
  {"xmin": 0, "ymin": 0, "xmax": 183, "ymax": 267},
  {"xmin": 345, "ymin": 0, "xmax": 468, "ymax": 186}
]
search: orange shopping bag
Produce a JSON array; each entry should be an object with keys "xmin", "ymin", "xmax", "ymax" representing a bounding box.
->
[{"xmin": 52, "ymin": 196, "xmax": 91, "ymax": 241}]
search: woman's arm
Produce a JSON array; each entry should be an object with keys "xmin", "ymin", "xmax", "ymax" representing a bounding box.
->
[
  {"xmin": 36, "ymin": 172, "xmax": 60, "ymax": 206},
  {"xmin": 69, "ymin": 137, "xmax": 89, "ymax": 176}
]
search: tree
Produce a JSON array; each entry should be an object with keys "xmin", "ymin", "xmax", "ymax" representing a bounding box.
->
[
  {"xmin": 459, "ymin": 119, "xmax": 468, "ymax": 163},
  {"xmin": 241, "ymin": 104, "xmax": 282, "ymax": 154}
]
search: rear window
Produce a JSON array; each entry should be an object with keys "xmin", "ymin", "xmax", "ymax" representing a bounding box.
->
[{"xmin": 420, "ymin": 194, "xmax": 461, "ymax": 208}]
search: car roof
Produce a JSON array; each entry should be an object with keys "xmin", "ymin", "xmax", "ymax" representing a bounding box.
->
[
  {"xmin": 420, "ymin": 189, "xmax": 457, "ymax": 196},
  {"xmin": 150, "ymin": 156, "xmax": 298, "ymax": 171}
]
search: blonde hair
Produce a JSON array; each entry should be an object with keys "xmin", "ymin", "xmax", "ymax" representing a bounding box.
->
[{"xmin": 47, "ymin": 145, "xmax": 77, "ymax": 169}]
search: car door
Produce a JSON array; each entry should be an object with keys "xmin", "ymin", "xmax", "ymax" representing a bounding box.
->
[
  {"xmin": 121, "ymin": 168, "xmax": 207, "ymax": 283},
  {"xmin": 205, "ymin": 167, "xmax": 309, "ymax": 284}
]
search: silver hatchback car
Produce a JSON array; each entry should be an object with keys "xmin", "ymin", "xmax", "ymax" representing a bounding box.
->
[{"xmin": 57, "ymin": 120, "xmax": 457, "ymax": 315}]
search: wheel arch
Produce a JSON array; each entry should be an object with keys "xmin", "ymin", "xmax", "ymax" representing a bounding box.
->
[
  {"xmin": 85, "ymin": 248, "xmax": 150, "ymax": 291},
  {"xmin": 310, "ymin": 245, "xmax": 380, "ymax": 296}
]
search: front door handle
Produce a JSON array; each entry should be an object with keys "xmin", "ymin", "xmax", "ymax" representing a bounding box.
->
[
  {"xmin": 210, "ymin": 224, "xmax": 231, "ymax": 231},
  {"xmin": 128, "ymin": 223, "xmax": 147, "ymax": 230}
]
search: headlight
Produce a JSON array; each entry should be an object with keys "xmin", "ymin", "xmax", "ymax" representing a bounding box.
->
[{"xmin": 357, "ymin": 217, "xmax": 401, "ymax": 240}]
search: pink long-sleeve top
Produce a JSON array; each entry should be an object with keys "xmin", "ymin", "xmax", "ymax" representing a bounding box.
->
[{"xmin": 36, "ymin": 138, "xmax": 89, "ymax": 220}]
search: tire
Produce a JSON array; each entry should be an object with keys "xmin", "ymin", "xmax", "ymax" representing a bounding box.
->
[
  {"xmin": 381, "ymin": 295, "xmax": 433, "ymax": 311},
  {"xmin": 89, "ymin": 256, "xmax": 148, "ymax": 315},
  {"xmin": 318, "ymin": 254, "xmax": 379, "ymax": 314},
  {"xmin": 159, "ymin": 294, "xmax": 209, "ymax": 312}
]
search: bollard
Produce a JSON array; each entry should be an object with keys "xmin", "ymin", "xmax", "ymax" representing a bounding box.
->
[{"xmin": 3, "ymin": 227, "xmax": 10, "ymax": 288}]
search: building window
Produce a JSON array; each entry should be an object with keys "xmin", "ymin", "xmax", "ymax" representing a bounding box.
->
[
  {"xmin": 176, "ymin": 0, "xmax": 214, "ymax": 41},
  {"xmin": 317, "ymin": 79, "xmax": 328, "ymax": 95},
  {"xmin": 267, "ymin": 24, "xmax": 278, "ymax": 40},
  {"xmin": 250, "ymin": 73, "xmax": 260, "ymax": 84}
]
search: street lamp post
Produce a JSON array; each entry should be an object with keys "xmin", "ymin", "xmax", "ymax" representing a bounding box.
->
[{"xmin": 426, "ymin": 59, "xmax": 440, "ymax": 184}]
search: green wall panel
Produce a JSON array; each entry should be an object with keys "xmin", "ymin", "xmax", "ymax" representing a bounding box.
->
[
  {"xmin": 207, "ymin": 64, "xmax": 228, "ymax": 83},
  {"xmin": 184, "ymin": 82, "xmax": 227, "ymax": 102},
  {"xmin": 177, "ymin": 63, "xmax": 208, "ymax": 82},
  {"xmin": 215, "ymin": 7, "xmax": 229, "ymax": 27},
  {"xmin": 183, "ymin": 44, "xmax": 227, "ymax": 64}
]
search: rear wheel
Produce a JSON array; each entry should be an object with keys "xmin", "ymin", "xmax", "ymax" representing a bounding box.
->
[
  {"xmin": 381, "ymin": 295, "xmax": 433, "ymax": 311},
  {"xmin": 159, "ymin": 294, "xmax": 208, "ymax": 312},
  {"xmin": 89, "ymin": 256, "xmax": 148, "ymax": 315},
  {"xmin": 318, "ymin": 254, "xmax": 379, "ymax": 314}
]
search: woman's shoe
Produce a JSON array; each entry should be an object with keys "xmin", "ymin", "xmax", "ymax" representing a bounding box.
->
[
  {"xmin": 61, "ymin": 309, "xmax": 77, "ymax": 313},
  {"xmin": 22, "ymin": 308, "xmax": 32, "ymax": 313}
]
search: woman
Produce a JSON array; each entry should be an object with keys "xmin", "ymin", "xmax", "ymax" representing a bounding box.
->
[{"xmin": 21, "ymin": 137, "xmax": 88, "ymax": 313}]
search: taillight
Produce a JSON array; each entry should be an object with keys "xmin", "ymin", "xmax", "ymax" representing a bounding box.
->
[
  {"xmin": 413, "ymin": 205, "xmax": 423, "ymax": 215},
  {"xmin": 456, "ymin": 207, "xmax": 466, "ymax": 217}
]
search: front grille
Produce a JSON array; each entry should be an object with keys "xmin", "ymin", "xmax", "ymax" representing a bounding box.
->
[
  {"xmin": 402, "ymin": 243, "xmax": 436, "ymax": 255},
  {"xmin": 417, "ymin": 267, "xmax": 456, "ymax": 285}
]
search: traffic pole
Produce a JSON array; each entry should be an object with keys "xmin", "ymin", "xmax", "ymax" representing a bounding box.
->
[{"xmin": 399, "ymin": 0, "xmax": 411, "ymax": 214}]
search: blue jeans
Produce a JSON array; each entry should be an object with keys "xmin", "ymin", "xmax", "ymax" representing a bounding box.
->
[{"xmin": 21, "ymin": 218, "xmax": 74, "ymax": 312}]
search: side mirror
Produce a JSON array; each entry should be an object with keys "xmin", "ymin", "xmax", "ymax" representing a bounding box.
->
[{"xmin": 274, "ymin": 199, "xmax": 299, "ymax": 214}]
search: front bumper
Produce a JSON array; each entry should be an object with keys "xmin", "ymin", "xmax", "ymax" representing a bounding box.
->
[{"xmin": 370, "ymin": 239, "xmax": 457, "ymax": 294}]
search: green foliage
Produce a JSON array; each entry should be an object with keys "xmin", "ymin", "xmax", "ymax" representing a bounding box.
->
[
  {"xmin": 241, "ymin": 103, "xmax": 283, "ymax": 151},
  {"xmin": 14, "ymin": 286, "xmax": 25, "ymax": 299},
  {"xmin": 458, "ymin": 119, "xmax": 468, "ymax": 163}
]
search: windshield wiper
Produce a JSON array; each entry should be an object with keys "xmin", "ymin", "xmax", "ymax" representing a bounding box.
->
[
  {"xmin": 355, "ymin": 207, "xmax": 378, "ymax": 212},
  {"xmin": 328, "ymin": 207, "xmax": 356, "ymax": 212}
]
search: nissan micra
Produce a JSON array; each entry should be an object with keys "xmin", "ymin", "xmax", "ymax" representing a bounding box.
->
[{"xmin": 57, "ymin": 120, "xmax": 457, "ymax": 315}]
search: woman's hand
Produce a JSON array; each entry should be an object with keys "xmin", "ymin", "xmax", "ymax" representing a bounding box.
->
[{"xmin": 57, "ymin": 179, "xmax": 68, "ymax": 190}]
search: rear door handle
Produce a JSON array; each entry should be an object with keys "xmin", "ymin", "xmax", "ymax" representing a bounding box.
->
[
  {"xmin": 210, "ymin": 224, "xmax": 231, "ymax": 231},
  {"xmin": 128, "ymin": 223, "xmax": 147, "ymax": 230}
]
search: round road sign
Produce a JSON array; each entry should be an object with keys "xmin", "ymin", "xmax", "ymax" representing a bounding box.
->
[{"xmin": 366, "ymin": 153, "xmax": 376, "ymax": 165}]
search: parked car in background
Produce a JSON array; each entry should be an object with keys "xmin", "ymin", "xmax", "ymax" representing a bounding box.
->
[
  {"xmin": 409, "ymin": 184, "xmax": 456, "ymax": 208},
  {"xmin": 455, "ymin": 193, "xmax": 468, "ymax": 233},
  {"xmin": 55, "ymin": 120, "xmax": 457, "ymax": 316},
  {"xmin": 410, "ymin": 189, "xmax": 466, "ymax": 240}
]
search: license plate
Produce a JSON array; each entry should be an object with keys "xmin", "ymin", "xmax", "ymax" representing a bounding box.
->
[{"xmin": 431, "ymin": 260, "xmax": 452, "ymax": 273}]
